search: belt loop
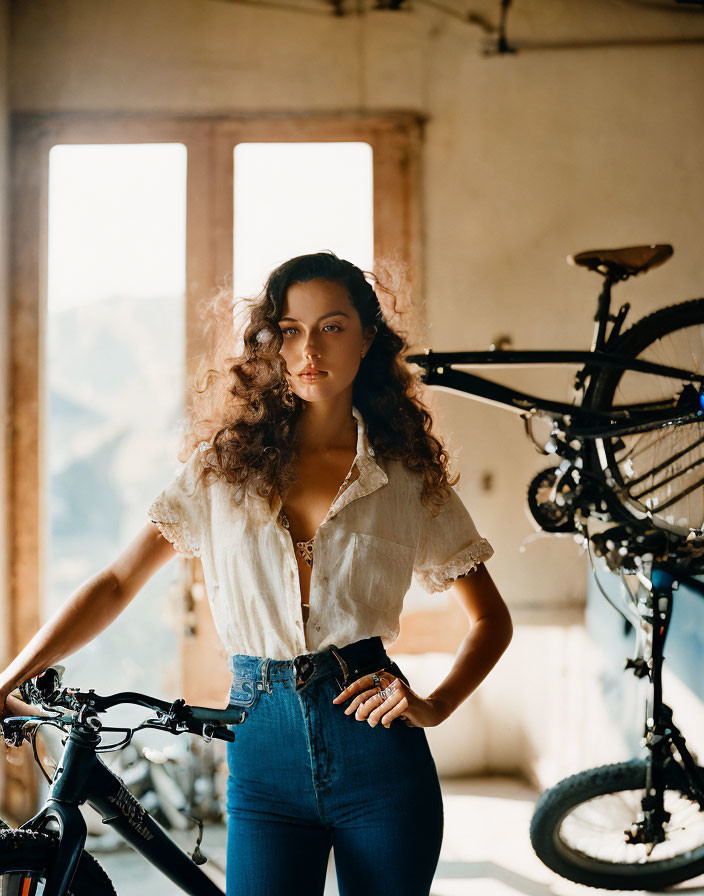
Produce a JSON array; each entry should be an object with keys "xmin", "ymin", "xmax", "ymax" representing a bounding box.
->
[{"xmin": 261, "ymin": 657, "xmax": 273, "ymax": 694}]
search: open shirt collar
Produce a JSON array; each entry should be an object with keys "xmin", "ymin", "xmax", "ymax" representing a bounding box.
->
[{"xmin": 259, "ymin": 404, "xmax": 388, "ymax": 524}]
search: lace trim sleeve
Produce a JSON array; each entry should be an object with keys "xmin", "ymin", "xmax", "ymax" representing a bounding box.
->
[
  {"xmin": 413, "ymin": 537, "xmax": 494, "ymax": 594},
  {"xmin": 148, "ymin": 495, "xmax": 202, "ymax": 558},
  {"xmin": 147, "ymin": 446, "xmax": 206, "ymax": 558}
]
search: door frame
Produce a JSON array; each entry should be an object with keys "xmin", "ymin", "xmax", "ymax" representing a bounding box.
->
[{"xmin": 4, "ymin": 111, "xmax": 423, "ymax": 817}]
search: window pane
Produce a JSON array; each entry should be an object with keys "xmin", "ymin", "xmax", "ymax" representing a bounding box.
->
[
  {"xmin": 233, "ymin": 142, "xmax": 373, "ymax": 299},
  {"xmin": 46, "ymin": 144, "xmax": 187, "ymax": 705}
]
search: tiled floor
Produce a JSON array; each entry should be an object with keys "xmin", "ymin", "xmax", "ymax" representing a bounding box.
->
[{"xmin": 94, "ymin": 776, "xmax": 704, "ymax": 895}]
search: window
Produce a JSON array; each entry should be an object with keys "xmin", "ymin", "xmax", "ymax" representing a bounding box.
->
[
  {"xmin": 233, "ymin": 141, "xmax": 373, "ymax": 296},
  {"xmin": 46, "ymin": 143, "xmax": 187, "ymax": 700}
]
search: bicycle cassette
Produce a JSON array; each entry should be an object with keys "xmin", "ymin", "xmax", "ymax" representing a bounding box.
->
[{"xmin": 527, "ymin": 466, "xmax": 578, "ymax": 533}]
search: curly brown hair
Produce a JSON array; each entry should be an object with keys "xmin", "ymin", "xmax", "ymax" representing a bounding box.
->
[{"xmin": 180, "ymin": 251, "xmax": 458, "ymax": 512}]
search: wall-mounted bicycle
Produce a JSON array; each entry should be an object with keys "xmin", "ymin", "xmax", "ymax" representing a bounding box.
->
[
  {"xmin": 409, "ymin": 243, "xmax": 704, "ymax": 550},
  {"xmin": 408, "ymin": 244, "xmax": 704, "ymax": 889}
]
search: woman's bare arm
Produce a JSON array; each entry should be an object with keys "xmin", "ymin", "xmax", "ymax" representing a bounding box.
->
[
  {"xmin": 0, "ymin": 521, "xmax": 178, "ymax": 710},
  {"xmin": 427, "ymin": 563, "xmax": 512, "ymax": 720},
  {"xmin": 333, "ymin": 562, "xmax": 512, "ymax": 729}
]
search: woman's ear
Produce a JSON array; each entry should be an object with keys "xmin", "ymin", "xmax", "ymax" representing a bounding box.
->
[{"xmin": 362, "ymin": 324, "xmax": 377, "ymax": 356}]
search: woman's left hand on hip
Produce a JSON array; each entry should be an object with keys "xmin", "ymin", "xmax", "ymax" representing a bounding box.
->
[{"xmin": 332, "ymin": 670, "xmax": 447, "ymax": 729}]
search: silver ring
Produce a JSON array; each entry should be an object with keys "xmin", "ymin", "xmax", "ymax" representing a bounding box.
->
[
  {"xmin": 371, "ymin": 673, "xmax": 383, "ymax": 689},
  {"xmin": 378, "ymin": 683, "xmax": 395, "ymax": 702}
]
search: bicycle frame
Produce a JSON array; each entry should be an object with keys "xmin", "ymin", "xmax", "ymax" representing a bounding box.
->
[
  {"xmin": 408, "ymin": 349, "xmax": 704, "ymax": 440},
  {"xmin": 407, "ymin": 273, "xmax": 704, "ymax": 440},
  {"xmin": 18, "ymin": 725, "xmax": 224, "ymax": 896}
]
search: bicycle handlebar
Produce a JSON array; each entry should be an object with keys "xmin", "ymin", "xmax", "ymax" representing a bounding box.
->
[
  {"xmin": 3, "ymin": 668, "xmax": 242, "ymax": 747},
  {"xmin": 62, "ymin": 689, "xmax": 243, "ymax": 730}
]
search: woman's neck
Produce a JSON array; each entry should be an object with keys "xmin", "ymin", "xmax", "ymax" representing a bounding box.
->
[{"xmin": 296, "ymin": 395, "xmax": 357, "ymax": 454}]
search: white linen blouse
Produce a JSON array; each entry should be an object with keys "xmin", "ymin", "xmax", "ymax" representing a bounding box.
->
[{"xmin": 147, "ymin": 406, "xmax": 494, "ymax": 660}]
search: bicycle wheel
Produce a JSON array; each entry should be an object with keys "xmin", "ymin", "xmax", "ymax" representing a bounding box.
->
[
  {"xmin": 530, "ymin": 758, "xmax": 704, "ymax": 889},
  {"xmin": 0, "ymin": 830, "xmax": 115, "ymax": 895},
  {"xmin": 590, "ymin": 298, "xmax": 704, "ymax": 535}
]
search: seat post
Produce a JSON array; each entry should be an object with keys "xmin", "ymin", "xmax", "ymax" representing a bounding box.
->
[{"xmin": 591, "ymin": 274, "xmax": 617, "ymax": 351}]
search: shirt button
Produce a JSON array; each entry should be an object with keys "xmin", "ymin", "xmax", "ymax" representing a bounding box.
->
[
  {"xmin": 315, "ymin": 625, "xmax": 321, "ymax": 631},
  {"xmin": 321, "ymin": 575, "xmax": 329, "ymax": 585}
]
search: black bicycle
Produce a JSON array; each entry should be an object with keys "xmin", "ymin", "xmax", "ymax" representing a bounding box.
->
[
  {"xmin": 0, "ymin": 665, "xmax": 244, "ymax": 896},
  {"xmin": 408, "ymin": 243, "xmax": 704, "ymax": 549},
  {"xmin": 408, "ymin": 243, "xmax": 704, "ymax": 889}
]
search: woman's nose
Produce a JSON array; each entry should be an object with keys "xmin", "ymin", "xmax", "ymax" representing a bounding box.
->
[{"xmin": 303, "ymin": 333, "xmax": 321, "ymax": 358}]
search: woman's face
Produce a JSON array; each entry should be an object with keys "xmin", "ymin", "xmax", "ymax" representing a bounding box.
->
[{"xmin": 278, "ymin": 277, "xmax": 375, "ymax": 405}]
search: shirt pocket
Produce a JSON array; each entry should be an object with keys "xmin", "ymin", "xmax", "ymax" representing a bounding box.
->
[{"xmin": 348, "ymin": 533, "xmax": 415, "ymax": 612}]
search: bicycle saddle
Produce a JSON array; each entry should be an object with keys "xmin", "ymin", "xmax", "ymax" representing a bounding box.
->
[{"xmin": 569, "ymin": 244, "xmax": 673, "ymax": 279}]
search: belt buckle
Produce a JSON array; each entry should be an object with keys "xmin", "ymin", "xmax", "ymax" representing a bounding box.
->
[{"xmin": 293, "ymin": 654, "xmax": 316, "ymax": 691}]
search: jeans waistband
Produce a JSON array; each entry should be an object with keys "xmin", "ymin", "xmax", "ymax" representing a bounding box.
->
[{"xmin": 227, "ymin": 636, "xmax": 389, "ymax": 694}]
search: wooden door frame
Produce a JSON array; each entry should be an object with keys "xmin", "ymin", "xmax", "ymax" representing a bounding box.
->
[{"xmin": 3, "ymin": 111, "xmax": 423, "ymax": 817}]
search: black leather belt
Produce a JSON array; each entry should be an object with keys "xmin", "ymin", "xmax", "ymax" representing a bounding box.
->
[{"xmin": 290, "ymin": 637, "xmax": 408, "ymax": 693}]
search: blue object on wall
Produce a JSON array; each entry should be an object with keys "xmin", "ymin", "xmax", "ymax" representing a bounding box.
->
[{"xmin": 585, "ymin": 564, "xmax": 704, "ymax": 754}]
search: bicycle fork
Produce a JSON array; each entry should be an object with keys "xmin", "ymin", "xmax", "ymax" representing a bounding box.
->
[{"xmin": 626, "ymin": 565, "xmax": 704, "ymax": 848}]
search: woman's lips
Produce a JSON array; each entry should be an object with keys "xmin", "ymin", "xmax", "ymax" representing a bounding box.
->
[{"xmin": 299, "ymin": 370, "xmax": 328, "ymax": 382}]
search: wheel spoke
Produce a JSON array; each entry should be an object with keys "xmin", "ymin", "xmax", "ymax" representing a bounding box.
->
[
  {"xmin": 647, "ymin": 472, "xmax": 704, "ymax": 513},
  {"xmin": 559, "ymin": 789, "xmax": 704, "ymax": 864},
  {"xmin": 624, "ymin": 434, "xmax": 704, "ymax": 489},
  {"xmin": 631, "ymin": 452, "xmax": 704, "ymax": 499},
  {"xmin": 594, "ymin": 308, "xmax": 704, "ymax": 533}
]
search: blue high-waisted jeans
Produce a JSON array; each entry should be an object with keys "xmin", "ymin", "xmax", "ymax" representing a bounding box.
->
[{"xmin": 225, "ymin": 636, "xmax": 444, "ymax": 896}]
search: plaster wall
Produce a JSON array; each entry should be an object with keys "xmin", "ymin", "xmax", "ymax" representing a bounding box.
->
[
  {"xmin": 9, "ymin": 0, "xmax": 704, "ymax": 619},
  {"xmin": 4, "ymin": 1, "xmax": 704, "ymax": 778}
]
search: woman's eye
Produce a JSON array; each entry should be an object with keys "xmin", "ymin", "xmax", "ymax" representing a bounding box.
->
[{"xmin": 280, "ymin": 324, "xmax": 341, "ymax": 337}]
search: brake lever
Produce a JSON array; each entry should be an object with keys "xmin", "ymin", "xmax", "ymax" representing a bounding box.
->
[
  {"xmin": 1, "ymin": 717, "xmax": 31, "ymax": 747},
  {"xmin": 200, "ymin": 722, "xmax": 235, "ymax": 743},
  {"xmin": 18, "ymin": 679, "xmax": 41, "ymax": 705},
  {"xmin": 144, "ymin": 708, "xmax": 238, "ymax": 743},
  {"xmin": 17, "ymin": 666, "xmax": 67, "ymax": 709},
  {"xmin": 1, "ymin": 715, "xmax": 56, "ymax": 747}
]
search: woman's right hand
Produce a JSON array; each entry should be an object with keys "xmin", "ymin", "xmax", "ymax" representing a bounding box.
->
[{"xmin": 0, "ymin": 688, "xmax": 36, "ymax": 723}]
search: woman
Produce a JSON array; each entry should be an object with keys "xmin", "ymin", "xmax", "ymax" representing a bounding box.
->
[{"xmin": 1, "ymin": 251, "xmax": 512, "ymax": 896}]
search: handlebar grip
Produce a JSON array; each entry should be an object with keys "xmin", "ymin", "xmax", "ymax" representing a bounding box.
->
[{"xmin": 189, "ymin": 705, "xmax": 242, "ymax": 726}]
